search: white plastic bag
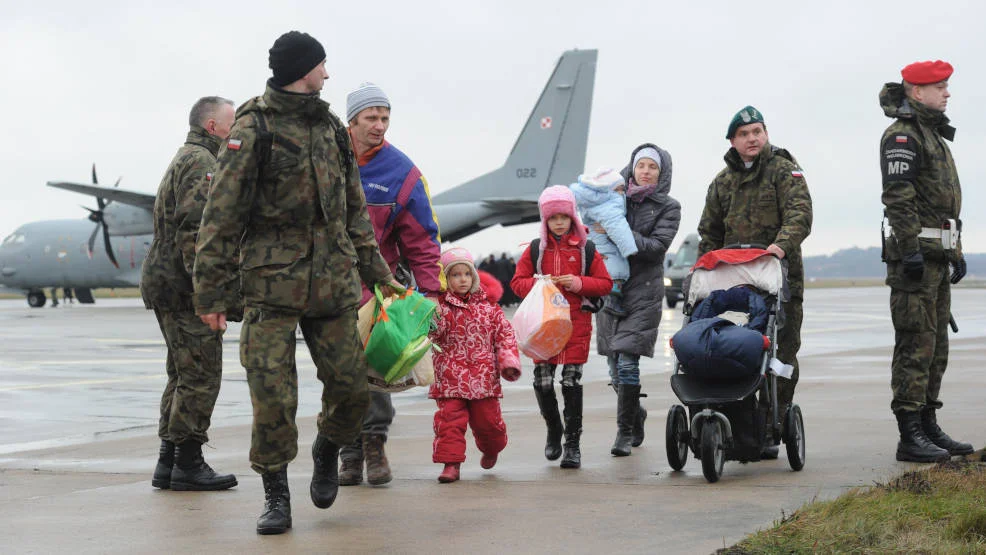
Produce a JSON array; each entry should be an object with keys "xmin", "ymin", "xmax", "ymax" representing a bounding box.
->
[{"xmin": 511, "ymin": 276, "xmax": 573, "ymax": 360}]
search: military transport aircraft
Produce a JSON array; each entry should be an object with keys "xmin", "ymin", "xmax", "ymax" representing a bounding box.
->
[{"xmin": 0, "ymin": 48, "xmax": 596, "ymax": 307}]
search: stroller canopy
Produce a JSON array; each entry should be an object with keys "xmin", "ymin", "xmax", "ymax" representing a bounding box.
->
[{"xmin": 687, "ymin": 249, "xmax": 785, "ymax": 306}]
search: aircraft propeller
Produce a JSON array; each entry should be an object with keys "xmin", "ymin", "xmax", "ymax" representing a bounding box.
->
[{"xmin": 82, "ymin": 164, "xmax": 121, "ymax": 268}]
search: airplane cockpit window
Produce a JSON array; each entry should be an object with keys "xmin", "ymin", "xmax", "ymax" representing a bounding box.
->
[{"xmin": 1, "ymin": 233, "xmax": 25, "ymax": 247}]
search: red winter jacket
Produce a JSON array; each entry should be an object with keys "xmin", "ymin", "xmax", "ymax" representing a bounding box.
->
[
  {"xmin": 429, "ymin": 288, "xmax": 521, "ymax": 400},
  {"xmin": 511, "ymin": 232, "xmax": 613, "ymax": 364}
]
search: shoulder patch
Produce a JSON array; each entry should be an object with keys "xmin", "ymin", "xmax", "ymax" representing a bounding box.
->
[
  {"xmin": 881, "ymin": 133, "xmax": 919, "ymax": 182},
  {"xmin": 791, "ymin": 170, "xmax": 804, "ymax": 178},
  {"xmin": 227, "ymin": 139, "xmax": 242, "ymax": 151}
]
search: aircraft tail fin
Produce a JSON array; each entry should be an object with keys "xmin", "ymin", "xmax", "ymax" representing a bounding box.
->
[{"xmin": 431, "ymin": 49, "xmax": 596, "ymax": 205}]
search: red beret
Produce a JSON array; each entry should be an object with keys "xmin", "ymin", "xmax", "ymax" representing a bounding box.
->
[{"xmin": 901, "ymin": 60, "xmax": 953, "ymax": 85}]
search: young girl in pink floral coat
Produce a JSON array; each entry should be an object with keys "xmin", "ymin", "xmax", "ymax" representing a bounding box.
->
[{"xmin": 429, "ymin": 247, "xmax": 521, "ymax": 483}]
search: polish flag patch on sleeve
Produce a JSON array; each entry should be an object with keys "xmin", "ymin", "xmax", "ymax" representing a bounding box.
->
[
  {"xmin": 205, "ymin": 172, "xmax": 213, "ymax": 181},
  {"xmin": 791, "ymin": 170, "xmax": 804, "ymax": 178},
  {"xmin": 895, "ymin": 135, "xmax": 908, "ymax": 143},
  {"xmin": 227, "ymin": 139, "xmax": 242, "ymax": 151}
]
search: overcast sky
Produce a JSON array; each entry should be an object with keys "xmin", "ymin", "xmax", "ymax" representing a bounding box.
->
[{"xmin": 2, "ymin": 0, "xmax": 983, "ymax": 258}]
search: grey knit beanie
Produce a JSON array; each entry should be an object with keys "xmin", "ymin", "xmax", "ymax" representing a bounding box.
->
[{"xmin": 346, "ymin": 82, "xmax": 391, "ymax": 122}]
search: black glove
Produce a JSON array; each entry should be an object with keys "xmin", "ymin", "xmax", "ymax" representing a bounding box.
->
[
  {"xmin": 901, "ymin": 251, "xmax": 924, "ymax": 281},
  {"xmin": 950, "ymin": 257, "xmax": 967, "ymax": 284}
]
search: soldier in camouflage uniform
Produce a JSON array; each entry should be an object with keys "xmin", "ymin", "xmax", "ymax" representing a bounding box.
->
[
  {"xmin": 193, "ymin": 31, "xmax": 398, "ymax": 535},
  {"xmin": 879, "ymin": 60, "xmax": 972, "ymax": 463},
  {"xmin": 697, "ymin": 106, "xmax": 813, "ymax": 458},
  {"xmin": 141, "ymin": 96, "xmax": 238, "ymax": 492}
]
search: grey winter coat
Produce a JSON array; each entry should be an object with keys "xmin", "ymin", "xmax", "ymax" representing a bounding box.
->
[{"xmin": 597, "ymin": 143, "xmax": 681, "ymax": 358}]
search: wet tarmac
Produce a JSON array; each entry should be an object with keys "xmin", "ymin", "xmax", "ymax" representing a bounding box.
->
[{"xmin": 1, "ymin": 287, "xmax": 985, "ymax": 553}]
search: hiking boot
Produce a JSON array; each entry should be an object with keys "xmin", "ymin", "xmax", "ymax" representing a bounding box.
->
[
  {"xmin": 921, "ymin": 407, "xmax": 974, "ymax": 456},
  {"xmin": 338, "ymin": 437, "xmax": 363, "ymax": 486},
  {"xmin": 895, "ymin": 411, "xmax": 950, "ymax": 463},
  {"xmin": 363, "ymin": 433, "xmax": 392, "ymax": 485},
  {"xmin": 257, "ymin": 468, "xmax": 291, "ymax": 535},
  {"xmin": 151, "ymin": 439, "xmax": 175, "ymax": 489},
  {"xmin": 170, "ymin": 441, "xmax": 237, "ymax": 491},
  {"xmin": 310, "ymin": 435, "xmax": 340, "ymax": 509},
  {"xmin": 533, "ymin": 386, "xmax": 564, "ymax": 461},
  {"xmin": 438, "ymin": 463, "xmax": 460, "ymax": 483}
]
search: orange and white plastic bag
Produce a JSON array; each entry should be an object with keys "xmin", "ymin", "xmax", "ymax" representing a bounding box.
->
[{"xmin": 512, "ymin": 276, "xmax": 572, "ymax": 360}]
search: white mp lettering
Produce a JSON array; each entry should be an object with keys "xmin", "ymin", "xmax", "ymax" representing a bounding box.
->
[{"xmin": 888, "ymin": 161, "xmax": 910, "ymax": 175}]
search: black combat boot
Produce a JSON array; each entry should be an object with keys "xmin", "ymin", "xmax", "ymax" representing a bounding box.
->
[
  {"xmin": 560, "ymin": 385, "xmax": 583, "ymax": 469},
  {"xmin": 363, "ymin": 434, "xmax": 392, "ymax": 485},
  {"xmin": 895, "ymin": 411, "xmax": 950, "ymax": 462},
  {"xmin": 611, "ymin": 384, "xmax": 640, "ymax": 456},
  {"xmin": 310, "ymin": 435, "xmax": 341, "ymax": 508},
  {"xmin": 921, "ymin": 407, "xmax": 974, "ymax": 456},
  {"xmin": 170, "ymin": 441, "xmax": 238, "ymax": 491},
  {"xmin": 257, "ymin": 468, "xmax": 291, "ymax": 535},
  {"xmin": 338, "ymin": 437, "xmax": 364, "ymax": 486},
  {"xmin": 151, "ymin": 439, "xmax": 175, "ymax": 489},
  {"xmin": 533, "ymin": 386, "xmax": 564, "ymax": 461}
]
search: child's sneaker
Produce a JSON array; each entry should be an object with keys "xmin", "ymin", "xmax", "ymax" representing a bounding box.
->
[
  {"xmin": 480, "ymin": 453, "xmax": 498, "ymax": 469},
  {"xmin": 438, "ymin": 463, "xmax": 460, "ymax": 483}
]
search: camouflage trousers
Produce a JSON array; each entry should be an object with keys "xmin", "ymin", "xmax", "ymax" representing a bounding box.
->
[
  {"xmin": 155, "ymin": 308, "xmax": 224, "ymax": 445},
  {"xmin": 775, "ymin": 293, "xmax": 803, "ymax": 409},
  {"xmin": 240, "ymin": 306, "xmax": 369, "ymax": 474},
  {"xmin": 889, "ymin": 261, "xmax": 950, "ymax": 414}
]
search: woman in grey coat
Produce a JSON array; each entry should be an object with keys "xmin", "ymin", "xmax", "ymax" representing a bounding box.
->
[{"xmin": 595, "ymin": 143, "xmax": 681, "ymax": 456}]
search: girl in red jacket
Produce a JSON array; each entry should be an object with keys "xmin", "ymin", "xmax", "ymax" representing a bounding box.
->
[
  {"xmin": 510, "ymin": 185, "xmax": 613, "ymax": 469},
  {"xmin": 429, "ymin": 247, "xmax": 521, "ymax": 483}
]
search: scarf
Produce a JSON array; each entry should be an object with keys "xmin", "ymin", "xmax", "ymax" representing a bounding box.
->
[{"xmin": 627, "ymin": 179, "xmax": 658, "ymax": 202}]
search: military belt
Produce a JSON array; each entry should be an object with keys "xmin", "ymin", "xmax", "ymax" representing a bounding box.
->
[{"xmin": 917, "ymin": 218, "xmax": 960, "ymax": 249}]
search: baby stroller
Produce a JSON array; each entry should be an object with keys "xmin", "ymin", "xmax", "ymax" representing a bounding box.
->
[{"xmin": 665, "ymin": 245, "xmax": 806, "ymax": 483}]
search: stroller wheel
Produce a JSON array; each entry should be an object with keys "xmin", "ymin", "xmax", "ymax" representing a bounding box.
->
[
  {"xmin": 783, "ymin": 405, "xmax": 806, "ymax": 471},
  {"xmin": 700, "ymin": 418, "xmax": 725, "ymax": 483},
  {"xmin": 665, "ymin": 405, "xmax": 688, "ymax": 471}
]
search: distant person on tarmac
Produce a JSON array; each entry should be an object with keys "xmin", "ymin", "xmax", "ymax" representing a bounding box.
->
[
  {"xmin": 140, "ymin": 95, "xmax": 238, "ymax": 493},
  {"xmin": 63, "ymin": 287, "xmax": 74, "ymax": 304},
  {"xmin": 697, "ymin": 107, "xmax": 813, "ymax": 458},
  {"xmin": 193, "ymin": 31, "xmax": 399, "ymax": 535},
  {"xmin": 49, "ymin": 287, "xmax": 59, "ymax": 307},
  {"xmin": 338, "ymin": 81, "xmax": 442, "ymax": 488},
  {"xmin": 879, "ymin": 60, "xmax": 972, "ymax": 462}
]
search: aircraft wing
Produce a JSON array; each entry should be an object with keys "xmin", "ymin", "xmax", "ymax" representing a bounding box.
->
[
  {"xmin": 46, "ymin": 181, "xmax": 156, "ymax": 211},
  {"xmin": 480, "ymin": 198, "xmax": 539, "ymax": 210}
]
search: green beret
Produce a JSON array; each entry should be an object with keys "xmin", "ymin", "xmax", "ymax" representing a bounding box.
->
[{"xmin": 726, "ymin": 105, "xmax": 764, "ymax": 139}]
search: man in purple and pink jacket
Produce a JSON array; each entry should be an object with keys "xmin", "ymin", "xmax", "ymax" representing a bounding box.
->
[{"xmin": 339, "ymin": 82, "xmax": 443, "ymax": 487}]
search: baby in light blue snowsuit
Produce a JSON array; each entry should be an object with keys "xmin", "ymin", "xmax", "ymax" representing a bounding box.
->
[{"xmin": 569, "ymin": 168, "xmax": 638, "ymax": 315}]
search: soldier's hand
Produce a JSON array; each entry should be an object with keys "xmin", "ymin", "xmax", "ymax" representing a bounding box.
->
[
  {"xmin": 766, "ymin": 244, "xmax": 786, "ymax": 259},
  {"xmin": 950, "ymin": 257, "xmax": 967, "ymax": 284},
  {"xmin": 378, "ymin": 281, "xmax": 406, "ymax": 299},
  {"xmin": 902, "ymin": 251, "xmax": 925, "ymax": 281},
  {"xmin": 200, "ymin": 312, "xmax": 227, "ymax": 331}
]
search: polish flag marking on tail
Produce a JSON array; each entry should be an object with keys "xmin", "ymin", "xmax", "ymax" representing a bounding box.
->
[{"xmin": 540, "ymin": 117, "xmax": 552, "ymax": 129}]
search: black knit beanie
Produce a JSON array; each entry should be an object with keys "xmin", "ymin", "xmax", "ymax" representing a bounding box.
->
[{"xmin": 268, "ymin": 31, "xmax": 326, "ymax": 87}]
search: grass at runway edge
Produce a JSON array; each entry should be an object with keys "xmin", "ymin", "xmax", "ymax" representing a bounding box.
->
[{"xmin": 719, "ymin": 454, "xmax": 986, "ymax": 554}]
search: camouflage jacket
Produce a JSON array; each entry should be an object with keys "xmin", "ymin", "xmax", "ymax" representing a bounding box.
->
[
  {"xmin": 879, "ymin": 82, "xmax": 961, "ymax": 263},
  {"xmin": 698, "ymin": 143, "xmax": 813, "ymax": 296},
  {"xmin": 193, "ymin": 83, "xmax": 393, "ymax": 317},
  {"xmin": 140, "ymin": 126, "xmax": 221, "ymax": 312}
]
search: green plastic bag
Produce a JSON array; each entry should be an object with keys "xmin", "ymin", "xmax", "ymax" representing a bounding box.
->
[{"xmin": 364, "ymin": 285, "xmax": 437, "ymax": 383}]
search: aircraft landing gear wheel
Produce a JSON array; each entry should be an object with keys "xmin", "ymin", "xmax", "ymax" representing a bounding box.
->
[
  {"xmin": 701, "ymin": 418, "xmax": 725, "ymax": 483},
  {"xmin": 784, "ymin": 405, "xmax": 806, "ymax": 471},
  {"xmin": 27, "ymin": 291, "xmax": 46, "ymax": 308},
  {"xmin": 666, "ymin": 405, "xmax": 688, "ymax": 471}
]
